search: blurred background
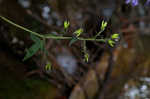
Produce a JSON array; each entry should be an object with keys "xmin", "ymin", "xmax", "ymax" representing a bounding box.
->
[{"xmin": 0, "ymin": 0, "xmax": 150, "ymax": 99}]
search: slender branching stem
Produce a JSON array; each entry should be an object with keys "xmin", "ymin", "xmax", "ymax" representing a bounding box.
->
[{"xmin": 0, "ymin": 16, "xmax": 106, "ymax": 42}]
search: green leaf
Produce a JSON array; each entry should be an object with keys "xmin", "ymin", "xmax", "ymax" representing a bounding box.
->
[
  {"xmin": 111, "ymin": 33, "xmax": 119, "ymax": 39},
  {"xmin": 30, "ymin": 33, "xmax": 41, "ymax": 43},
  {"xmin": 23, "ymin": 42, "xmax": 41, "ymax": 61},
  {"xmin": 74, "ymin": 28, "xmax": 83, "ymax": 37},
  {"xmin": 108, "ymin": 39, "xmax": 115, "ymax": 47},
  {"xmin": 64, "ymin": 21, "xmax": 70, "ymax": 29},
  {"xmin": 40, "ymin": 40, "xmax": 48, "ymax": 55},
  {"xmin": 69, "ymin": 37, "xmax": 78, "ymax": 46},
  {"xmin": 40, "ymin": 40, "xmax": 44, "ymax": 51},
  {"xmin": 45, "ymin": 62, "xmax": 51, "ymax": 70}
]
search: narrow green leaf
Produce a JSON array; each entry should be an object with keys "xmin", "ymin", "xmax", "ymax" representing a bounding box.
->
[
  {"xmin": 23, "ymin": 42, "xmax": 41, "ymax": 61},
  {"xmin": 69, "ymin": 37, "xmax": 78, "ymax": 46}
]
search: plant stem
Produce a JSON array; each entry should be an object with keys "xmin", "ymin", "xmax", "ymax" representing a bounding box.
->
[
  {"xmin": 94, "ymin": 30, "xmax": 104, "ymax": 38},
  {"xmin": 0, "ymin": 16, "xmax": 106, "ymax": 42},
  {"xmin": 0, "ymin": 16, "xmax": 44, "ymax": 38}
]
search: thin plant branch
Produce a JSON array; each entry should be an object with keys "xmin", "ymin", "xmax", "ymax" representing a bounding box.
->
[{"xmin": 0, "ymin": 16, "xmax": 107, "ymax": 42}]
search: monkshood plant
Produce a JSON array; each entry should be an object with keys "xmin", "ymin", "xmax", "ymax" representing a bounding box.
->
[{"xmin": 0, "ymin": 16, "xmax": 119, "ymax": 70}]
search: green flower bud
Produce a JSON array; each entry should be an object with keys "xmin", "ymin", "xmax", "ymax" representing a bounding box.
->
[
  {"xmin": 84, "ymin": 53, "xmax": 89, "ymax": 62},
  {"xmin": 111, "ymin": 33, "xmax": 119, "ymax": 39},
  {"xmin": 45, "ymin": 62, "xmax": 51, "ymax": 70},
  {"xmin": 101, "ymin": 20, "xmax": 107, "ymax": 31},
  {"xmin": 74, "ymin": 28, "xmax": 83, "ymax": 37},
  {"xmin": 64, "ymin": 21, "xmax": 70, "ymax": 29},
  {"xmin": 108, "ymin": 39, "xmax": 115, "ymax": 47}
]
